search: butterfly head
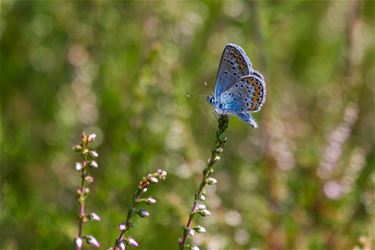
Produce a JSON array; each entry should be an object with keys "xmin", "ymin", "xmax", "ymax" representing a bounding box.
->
[{"xmin": 207, "ymin": 95, "xmax": 226, "ymax": 114}]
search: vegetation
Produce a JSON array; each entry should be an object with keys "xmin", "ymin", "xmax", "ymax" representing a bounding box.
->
[{"xmin": 1, "ymin": 1, "xmax": 374, "ymax": 249}]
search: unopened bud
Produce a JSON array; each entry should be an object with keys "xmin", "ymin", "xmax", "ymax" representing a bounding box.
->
[
  {"xmin": 214, "ymin": 155, "xmax": 220, "ymax": 161},
  {"xmin": 73, "ymin": 144, "xmax": 83, "ymax": 152},
  {"xmin": 146, "ymin": 197, "xmax": 157, "ymax": 205},
  {"xmin": 198, "ymin": 194, "xmax": 206, "ymax": 201},
  {"xmin": 199, "ymin": 209, "xmax": 211, "ymax": 217},
  {"xmin": 89, "ymin": 212, "xmax": 101, "ymax": 221},
  {"xmin": 119, "ymin": 224, "xmax": 126, "ymax": 231},
  {"xmin": 215, "ymin": 147, "xmax": 223, "ymax": 153},
  {"xmin": 128, "ymin": 237, "xmax": 139, "ymax": 247},
  {"xmin": 75, "ymin": 237, "xmax": 83, "ymax": 248},
  {"xmin": 87, "ymin": 133, "xmax": 96, "ymax": 142},
  {"xmin": 206, "ymin": 177, "xmax": 217, "ymax": 185},
  {"xmin": 197, "ymin": 204, "xmax": 206, "ymax": 210},
  {"xmin": 138, "ymin": 209, "xmax": 149, "ymax": 217},
  {"xmin": 75, "ymin": 162, "xmax": 83, "ymax": 171},
  {"xmin": 85, "ymin": 175, "xmax": 94, "ymax": 183},
  {"xmin": 84, "ymin": 187, "xmax": 90, "ymax": 194},
  {"xmin": 148, "ymin": 175, "xmax": 158, "ymax": 183},
  {"xmin": 187, "ymin": 228, "xmax": 195, "ymax": 236},
  {"xmin": 157, "ymin": 169, "xmax": 167, "ymax": 179},
  {"xmin": 89, "ymin": 161, "xmax": 98, "ymax": 168},
  {"xmin": 86, "ymin": 235, "xmax": 100, "ymax": 248},
  {"xmin": 190, "ymin": 245, "xmax": 200, "ymax": 250},
  {"xmin": 194, "ymin": 225, "xmax": 206, "ymax": 233},
  {"xmin": 119, "ymin": 241, "xmax": 126, "ymax": 250},
  {"xmin": 89, "ymin": 151, "xmax": 99, "ymax": 158}
]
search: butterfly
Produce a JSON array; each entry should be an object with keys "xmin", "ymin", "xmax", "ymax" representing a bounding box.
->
[{"xmin": 207, "ymin": 43, "xmax": 266, "ymax": 128}]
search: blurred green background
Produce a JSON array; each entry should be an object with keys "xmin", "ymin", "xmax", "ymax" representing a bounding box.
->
[{"xmin": 1, "ymin": 1, "xmax": 374, "ymax": 249}]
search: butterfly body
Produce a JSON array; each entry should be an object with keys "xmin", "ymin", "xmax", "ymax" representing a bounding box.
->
[{"xmin": 208, "ymin": 43, "xmax": 266, "ymax": 128}]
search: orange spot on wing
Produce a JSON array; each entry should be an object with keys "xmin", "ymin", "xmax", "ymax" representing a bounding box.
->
[{"xmin": 249, "ymin": 103, "xmax": 257, "ymax": 111}]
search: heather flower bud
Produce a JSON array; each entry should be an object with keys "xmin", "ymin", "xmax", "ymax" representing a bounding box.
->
[
  {"xmin": 89, "ymin": 212, "xmax": 101, "ymax": 221},
  {"xmin": 85, "ymin": 175, "xmax": 94, "ymax": 183},
  {"xmin": 86, "ymin": 235, "xmax": 100, "ymax": 248},
  {"xmin": 214, "ymin": 155, "xmax": 221, "ymax": 161},
  {"xmin": 119, "ymin": 223, "xmax": 126, "ymax": 231},
  {"xmin": 186, "ymin": 228, "xmax": 195, "ymax": 236},
  {"xmin": 197, "ymin": 204, "xmax": 206, "ymax": 210},
  {"xmin": 157, "ymin": 169, "xmax": 167, "ymax": 179},
  {"xmin": 148, "ymin": 175, "xmax": 159, "ymax": 183},
  {"xmin": 198, "ymin": 194, "xmax": 206, "ymax": 201},
  {"xmin": 89, "ymin": 161, "xmax": 98, "ymax": 168},
  {"xmin": 193, "ymin": 225, "xmax": 206, "ymax": 233},
  {"xmin": 87, "ymin": 133, "xmax": 96, "ymax": 142},
  {"xmin": 138, "ymin": 209, "xmax": 149, "ymax": 217},
  {"xmin": 73, "ymin": 144, "xmax": 83, "ymax": 152},
  {"xmin": 75, "ymin": 237, "xmax": 83, "ymax": 248},
  {"xmin": 75, "ymin": 162, "xmax": 83, "ymax": 171},
  {"xmin": 127, "ymin": 237, "xmax": 139, "ymax": 247},
  {"xmin": 146, "ymin": 197, "xmax": 157, "ymax": 205},
  {"xmin": 142, "ymin": 188, "xmax": 148, "ymax": 193},
  {"xmin": 215, "ymin": 147, "xmax": 223, "ymax": 153},
  {"xmin": 89, "ymin": 151, "xmax": 99, "ymax": 158},
  {"xmin": 119, "ymin": 241, "xmax": 126, "ymax": 250},
  {"xmin": 190, "ymin": 245, "xmax": 200, "ymax": 250},
  {"xmin": 84, "ymin": 187, "xmax": 90, "ymax": 194},
  {"xmin": 199, "ymin": 209, "xmax": 211, "ymax": 217},
  {"xmin": 206, "ymin": 177, "xmax": 217, "ymax": 185}
]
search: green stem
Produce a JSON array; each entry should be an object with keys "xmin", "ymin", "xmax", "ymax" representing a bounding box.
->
[
  {"xmin": 179, "ymin": 115, "xmax": 229, "ymax": 249},
  {"xmin": 113, "ymin": 188, "xmax": 142, "ymax": 249}
]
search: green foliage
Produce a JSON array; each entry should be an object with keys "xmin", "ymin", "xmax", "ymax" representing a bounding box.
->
[{"xmin": 1, "ymin": 1, "xmax": 374, "ymax": 249}]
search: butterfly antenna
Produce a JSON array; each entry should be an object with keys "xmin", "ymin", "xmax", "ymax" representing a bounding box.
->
[{"xmin": 186, "ymin": 93, "xmax": 210, "ymax": 98}]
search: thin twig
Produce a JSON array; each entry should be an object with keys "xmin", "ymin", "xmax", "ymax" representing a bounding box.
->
[{"xmin": 179, "ymin": 115, "xmax": 229, "ymax": 249}]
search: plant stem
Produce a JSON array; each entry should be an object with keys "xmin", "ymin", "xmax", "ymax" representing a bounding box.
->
[
  {"xmin": 77, "ymin": 167, "xmax": 86, "ymax": 249},
  {"xmin": 113, "ymin": 188, "xmax": 142, "ymax": 249},
  {"xmin": 179, "ymin": 115, "xmax": 229, "ymax": 249},
  {"xmin": 76, "ymin": 134, "xmax": 89, "ymax": 250}
]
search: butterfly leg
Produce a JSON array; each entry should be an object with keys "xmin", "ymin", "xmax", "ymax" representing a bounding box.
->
[{"xmin": 236, "ymin": 112, "xmax": 258, "ymax": 128}]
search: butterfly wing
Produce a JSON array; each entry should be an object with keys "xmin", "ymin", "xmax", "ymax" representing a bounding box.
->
[
  {"xmin": 214, "ymin": 43, "xmax": 253, "ymax": 98},
  {"xmin": 218, "ymin": 73, "xmax": 266, "ymax": 113}
]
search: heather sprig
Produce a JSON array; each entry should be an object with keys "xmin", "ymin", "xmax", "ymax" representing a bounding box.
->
[
  {"xmin": 73, "ymin": 132, "xmax": 101, "ymax": 249},
  {"xmin": 179, "ymin": 115, "xmax": 229, "ymax": 250},
  {"xmin": 111, "ymin": 169, "xmax": 168, "ymax": 250}
]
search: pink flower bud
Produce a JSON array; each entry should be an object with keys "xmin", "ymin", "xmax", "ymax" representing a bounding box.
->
[
  {"xmin": 89, "ymin": 151, "xmax": 99, "ymax": 158},
  {"xmin": 86, "ymin": 235, "xmax": 100, "ymax": 248},
  {"xmin": 88, "ymin": 133, "xmax": 96, "ymax": 142},
  {"xmin": 85, "ymin": 175, "xmax": 94, "ymax": 183},
  {"xmin": 89, "ymin": 212, "xmax": 101, "ymax": 221},
  {"xmin": 119, "ymin": 241, "xmax": 126, "ymax": 250},
  {"xmin": 75, "ymin": 237, "xmax": 83, "ymax": 248},
  {"xmin": 128, "ymin": 237, "xmax": 139, "ymax": 247},
  {"xmin": 119, "ymin": 224, "xmax": 126, "ymax": 231},
  {"xmin": 157, "ymin": 169, "xmax": 167, "ymax": 179}
]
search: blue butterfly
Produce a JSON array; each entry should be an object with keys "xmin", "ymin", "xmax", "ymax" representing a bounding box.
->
[{"xmin": 208, "ymin": 43, "xmax": 266, "ymax": 128}]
